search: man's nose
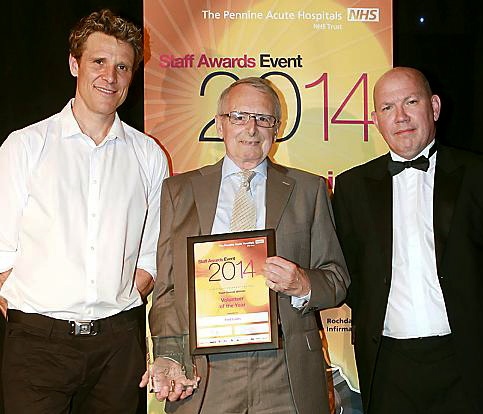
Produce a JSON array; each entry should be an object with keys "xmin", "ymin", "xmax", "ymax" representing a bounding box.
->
[
  {"xmin": 395, "ymin": 106, "xmax": 409, "ymax": 122},
  {"xmin": 102, "ymin": 66, "xmax": 117, "ymax": 83},
  {"xmin": 246, "ymin": 115, "xmax": 258, "ymax": 135}
]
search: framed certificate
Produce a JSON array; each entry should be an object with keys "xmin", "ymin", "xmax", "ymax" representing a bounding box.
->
[{"xmin": 187, "ymin": 229, "xmax": 279, "ymax": 355}]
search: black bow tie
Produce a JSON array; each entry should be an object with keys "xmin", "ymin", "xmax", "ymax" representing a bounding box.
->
[{"xmin": 387, "ymin": 144, "xmax": 437, "ymax": 176}]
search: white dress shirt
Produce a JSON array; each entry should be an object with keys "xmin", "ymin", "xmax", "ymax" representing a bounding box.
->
[
  {"xmin": 0, "ymin": 100, "xmax": 169, "ymax": 320},
  {"xmin": 212, "ymin": 156, "xmax": 309, "ymax": 307},
  {"xmin": 383, "ymin": 140, "xmax": 452, "ymax": 338},
  {"xmin": 211, "ymin": 156, "xmax": 267, "ymax": 235}
]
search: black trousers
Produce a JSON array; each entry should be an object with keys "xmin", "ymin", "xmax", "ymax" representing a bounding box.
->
[
  {"xmin": 2, "ymin": 307, "xmax": 145, "ymax": 414},
  {"xmin": 369, "ymin": 335, "xmax": 474, "ymax": 414}
]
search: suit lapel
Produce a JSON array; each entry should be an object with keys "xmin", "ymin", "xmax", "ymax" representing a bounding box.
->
[
  {"xmin": 365, "ymin": 155, "xmax": 393, "ymax": 283},
  {"xmin": 433, "ymin": 146, "xmax": 464, "ymax": 271},
  {"xmin": 190, "ymin": 159, "xmax": 295, "ymax": 234},
  {"xmin": 190, "ymin": 160, "xmax": 223, "ymax": 235},
  {"xmin": 265, "ymin": 161, "xmax": 295, "ymax": 230}
]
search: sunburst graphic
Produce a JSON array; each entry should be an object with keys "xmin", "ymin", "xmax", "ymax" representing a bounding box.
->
[
  {"xmin": 144, "ymin": 0, "xmax": 392, "ymax": 401},
  {"xmin": 144, "ymin": 0, "xmax": 392, "ymax": 176}
]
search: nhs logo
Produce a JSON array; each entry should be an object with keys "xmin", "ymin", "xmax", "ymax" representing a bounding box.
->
[{"xmin": 347, "ymin": 8, "xmax": 380, "ymax": 22}]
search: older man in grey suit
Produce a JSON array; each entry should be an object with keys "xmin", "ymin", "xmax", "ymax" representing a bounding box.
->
[{"xmin": 146, "ymin": 77, "xmax": 349, "ymax": 414}]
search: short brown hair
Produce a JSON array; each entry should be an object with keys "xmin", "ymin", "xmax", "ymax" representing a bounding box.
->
[{"xmin": 69, "ymin": 9, "xmax": 143, "ymax": 72}]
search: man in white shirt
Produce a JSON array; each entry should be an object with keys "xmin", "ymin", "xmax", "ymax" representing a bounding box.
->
[
  {"xmin": 145, "ymin": 77, "xmax": 350, "ymax": 414},
  {"xmin": 333, "ymin": 67, "xmax": 483, "ymax": 413},
  {"xmin": 0, "ymin": 9, "xmax": 168, "ymax": 413}
]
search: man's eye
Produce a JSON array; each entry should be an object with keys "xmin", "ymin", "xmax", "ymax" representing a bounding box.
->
[
  {"xmin": 232, "ymin": 113, "xmax": 245, "ymax": 121},
  {"xmin": 118, "ymin": 64, "xmax": 127, "ymax": 71},
  {"xmin": 407, "ymin": 99, "xmax": 418, "ymax": 105},
  {"xmin": 257, "ymin": 115, "xmax": 269, "ymax": 122},
  {"xmin": 381, "ymin": 106, "xmax": 391, "ymax": 111}
]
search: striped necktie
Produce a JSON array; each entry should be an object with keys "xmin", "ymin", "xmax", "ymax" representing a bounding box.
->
[{"xmin": 230, "ymin": 170, "xmax": 256, "ymax": 232}]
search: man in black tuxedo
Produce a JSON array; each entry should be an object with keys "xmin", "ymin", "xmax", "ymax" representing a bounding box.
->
[{"xmin": 332, "ymin": 67, "xmax": 483, "ymax": 414}]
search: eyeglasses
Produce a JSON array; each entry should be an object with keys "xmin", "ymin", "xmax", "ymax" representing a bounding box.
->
[{"xmin": 221, "ymin": 111, "xmax": 278, "ymax": 128}]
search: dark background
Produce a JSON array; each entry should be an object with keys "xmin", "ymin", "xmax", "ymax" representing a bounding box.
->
[
  {"xmin": 0, "ymin": 0, "xmax": 482, "ymax": 412},
  {"xmin": 393, "ymin": 0, "xmax": 483, "ymax": 153}
]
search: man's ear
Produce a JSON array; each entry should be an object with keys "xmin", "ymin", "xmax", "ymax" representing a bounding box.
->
[
  {"xmin": 431, "ymin": 94, "xmax": 441, "ymax": 122},
  {"xmin": 371, "ymin": 110, "xmax": 380, "ymax": 131},
  {"xmin": 215, "ymin": 115, "xmax": 223, "ymax": 139},
  {"xmin": 69, "ymin": 54, "xmax": 79, "ymax": 77}
]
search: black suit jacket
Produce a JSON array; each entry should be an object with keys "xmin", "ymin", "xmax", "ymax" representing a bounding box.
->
[{"xmin": 332, "ymin": 144, "xmax": 483, "ymax": 413}]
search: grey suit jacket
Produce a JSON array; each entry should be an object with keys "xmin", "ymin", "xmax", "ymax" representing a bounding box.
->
[{"xmin": 150, "ymin": 158, "xmax": 349, "ymax": 414}]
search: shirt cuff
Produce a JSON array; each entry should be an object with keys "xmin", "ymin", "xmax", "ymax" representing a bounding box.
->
[
  {"xmin": 291, "ymin": 290, "xmax": 311, "ymax": 310},
  {"xmin": 136, "ymin": 261, "xmax": 156, "ymax": 280}
]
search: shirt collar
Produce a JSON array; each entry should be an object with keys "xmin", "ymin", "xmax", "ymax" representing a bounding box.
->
[
  {"xmin": 59, "ymin": 99, "xmax": 126, "ymax": 145},
  {"xmin": 390, "ymin": 139, "xmax": 436, "ymax": 162},
  {"xmin": 222, "ymin": 156, "xmax": 268, "ymax": 180}
]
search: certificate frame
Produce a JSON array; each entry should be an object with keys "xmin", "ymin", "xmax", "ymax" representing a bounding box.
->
[{"xmin": 187, "ymin": 229, "xmax": 278, "ymax": 355}]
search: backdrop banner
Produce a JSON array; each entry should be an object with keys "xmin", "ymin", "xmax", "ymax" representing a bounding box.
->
[{"xmin": 144, "ymin": 1, "xmax": 392, "ymax": 412}]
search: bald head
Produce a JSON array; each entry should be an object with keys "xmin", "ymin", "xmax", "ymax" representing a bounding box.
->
[
  {"xmin": 373, "ymin": 67, "xmax": 432, "ymax": 109},
  {"xmin": 371, "ymin": 66, "xmax": 441, "ymax": 159}
]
